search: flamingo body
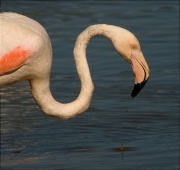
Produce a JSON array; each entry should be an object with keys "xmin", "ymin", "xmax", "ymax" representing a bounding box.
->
[{"xmin": 0, "ymin": 12, "xmax": 150, "ymax": 120}]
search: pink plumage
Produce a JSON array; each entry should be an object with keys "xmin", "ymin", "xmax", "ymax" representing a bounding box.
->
[
  {"xmin": 0, "ymin": 12, "xmax": 150, "ymax": 120},
  {"xmin": 0, "ymin": 46, "xmax": 29, "ymax": 75}
]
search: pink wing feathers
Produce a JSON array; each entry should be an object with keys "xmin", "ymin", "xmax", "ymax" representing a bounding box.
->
[{"xmin": 0, "ymin": 46, "xmax": 29, "ymax": 75}]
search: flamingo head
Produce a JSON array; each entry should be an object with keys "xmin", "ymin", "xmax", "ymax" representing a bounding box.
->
[{"xmin": 110, "ymin": 26, "xmax": 150, "ymax": 97}]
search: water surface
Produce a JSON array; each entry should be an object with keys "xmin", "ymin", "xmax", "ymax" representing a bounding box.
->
[{"xmin": 1, "ymin": 1, "xmax": 179, "ymax": 169}]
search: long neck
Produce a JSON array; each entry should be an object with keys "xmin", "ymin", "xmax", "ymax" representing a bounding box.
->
[{"xmin": 31, "ymin": 24, "xmax": 113, "ymax": 120}]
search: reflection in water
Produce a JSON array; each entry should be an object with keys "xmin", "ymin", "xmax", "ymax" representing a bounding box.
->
[{"xmin": 111, "ymin": 141, "xmax": 136, "ymax": 165}]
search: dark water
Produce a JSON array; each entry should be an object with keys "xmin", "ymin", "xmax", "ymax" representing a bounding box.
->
[{"xmin": 1, "ymin": 1, "xmax": 179, "ymax": 169}]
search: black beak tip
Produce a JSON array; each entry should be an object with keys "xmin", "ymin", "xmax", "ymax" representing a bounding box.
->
[
  {"xmin": 131, "ymin": 83, "xmax": 142, "ymax": 98},
  {"xmin": 131, "ymin": 78, "xmax": 149, "ymax": 98}
]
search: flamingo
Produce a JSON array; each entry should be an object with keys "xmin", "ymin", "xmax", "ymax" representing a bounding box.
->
[{"xmin": 0, "ymin": 12, "xmax": 150, "ymax": 120}]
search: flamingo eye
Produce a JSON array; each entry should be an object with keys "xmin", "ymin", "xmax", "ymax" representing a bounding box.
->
[{"xmin": 131, "ymin": 45, "xmax": 135, "ymax": 49}]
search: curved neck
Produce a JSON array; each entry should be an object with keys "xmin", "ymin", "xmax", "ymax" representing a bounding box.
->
[{"xmin": 31, "ymin": 24, "xmax": 114, "ymax": 120}]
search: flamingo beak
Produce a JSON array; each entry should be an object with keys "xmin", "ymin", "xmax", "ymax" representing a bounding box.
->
[{"xmin": 130, "ymin": 50, "xmax": 150, "ymax": 97}]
